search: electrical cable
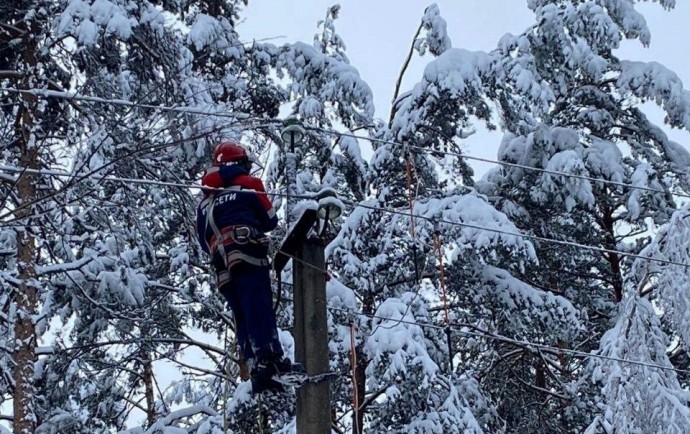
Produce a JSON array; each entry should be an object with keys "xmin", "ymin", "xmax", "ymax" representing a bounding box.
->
[
  {"xmin": 1, "ymin": 92, "xmax": 688, "ymax": 374},
  {"xmin": 1, "ymin": 87, "xmax": 256, "ymax": 121},
  {"xmin": 5, "ymin": 86, "xmax": 689, "ymax": 202},
  {"xmin": 271, "ymin": 252, "xmax": 690, "ymax": 376},
  {"xmin": 307, "ymin": 127, "xmax": 690, "ymax": 202},
  {"xmin": 2, "ymin": 163, "xmax": 688, "ymax": 269},
  {"xmin": 326, "ymin": 306, "xmax": 690, "ymax": 376}
]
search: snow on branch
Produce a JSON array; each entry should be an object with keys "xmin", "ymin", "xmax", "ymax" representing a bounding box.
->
[
  {"xmin": 415, "ymin": 3, "xmax": 452, "ymax": 56},
  {"xmin": 584, "ymin": 294, "xmax": 690, "ymax": 434},
  {"xmin": 415, "ymin": 192, "xmax": 537, "ymax": 261},
  {"xmin": 365, "ymin": 293, "xmax": 439, "ymax": 386},
  {"xmin": 276, "ymin": 41, "xmax": 374, "ymax": 126},
  {"xmin": 118, "ymin": 405, "xmax": 218, "ymax": 434},
  {"xmin": 477, "ymin": 266, "xmax": 581, "ymax": 340},
  {"xmin": 618, "ymin": 60, "xmax": 690, "ymax": 130},
  {"xmin": 633, "ymin": 207, "xmax": 690, "ymax": 348},
  {"xmin": 35, "ymin": 256, "xmax": 94, "ymax": 276}
]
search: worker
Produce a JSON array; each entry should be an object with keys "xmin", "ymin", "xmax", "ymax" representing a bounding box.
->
[{"xmin": 197, "ymin": 140, "xmax": 296, "ymax": 394}]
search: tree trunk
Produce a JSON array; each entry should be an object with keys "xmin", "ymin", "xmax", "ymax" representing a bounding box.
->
[
  {"xmin": 12, "ymin": 23, "xmax": 40, "ymax": 434},
  {"xmin": 12, "ymin": 106, "xmax": 38, "ymax": 432},
  {"xmin": 352, "ymin": 345, "xmax": 366, "ymax": 434},
  {"xmin": 141, "ymin": 348, "xmax": 157, "ymax": 427},
  {"xmin": 600, "ymin": 209, "xmax": 623, "ymax": 302},
  {"xmin": 351, "ymin": 294, "xmax": 374, "ymax": 434}
]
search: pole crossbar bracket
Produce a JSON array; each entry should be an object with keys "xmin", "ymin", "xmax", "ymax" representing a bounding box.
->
[{"xmin": 273, "ymin": 208, "xmax": 318, "ymax": 273}]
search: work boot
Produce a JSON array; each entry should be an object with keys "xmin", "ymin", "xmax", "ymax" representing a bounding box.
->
[
  {"xmin": 251, "ymin": 357, "xmax": 306, "ymax": 393},
  {"xmin": 251, "ymin": 363, "xmax": 285, "ymax": 395},
  {"xmin": 273, "ymin": 357, "xmax": 305, "ymax": 376}
]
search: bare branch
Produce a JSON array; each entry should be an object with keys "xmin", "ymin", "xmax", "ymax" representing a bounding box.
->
[{"xmin": 389, "ymin": 23, "xmax": 423, "ymax": 127}]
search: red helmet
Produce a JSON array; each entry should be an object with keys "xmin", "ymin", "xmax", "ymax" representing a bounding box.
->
[{"xmin": 213, "ymin": 141, "xmax": 248, "ymax": 164}]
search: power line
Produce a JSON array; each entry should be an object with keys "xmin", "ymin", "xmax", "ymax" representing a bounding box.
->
[
  {"xmin": 1, "ymin": 87, "xmax": 259, "ymax": 121},
  {"xmin": 326, "ymin": 306, "xmax": 690, "ymax": 376},
  {"xmin": 0, "ymin": 164, "xmax": 315, "ymax": 200},
  {"xmin": 352, "ymin": 201, "xmax": 690, "ymax": 269},
  {"xmin": 7, "ymin": 86, "xmax": 690, "ymax": 204},
  {"xmin": 2, "ymin": 163, "xmax": 687, "ymax": 270},
  {"xmin": 308, "ymin": 127, "xmax": 690, "ymax": 202},
  {"xmin": 269, "ymin": 253, "xmax": 690, "ymax": 376},
  {"xmin": 2, "ymin": 167, "xmax": 686, "ymax": 377},
  {"xmin": 240, "ymin": 253, "xmax": 690, "ymax": 377}
]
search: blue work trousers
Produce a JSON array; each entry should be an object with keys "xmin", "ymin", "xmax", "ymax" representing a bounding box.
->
[{"xmin": 219, "ymin": 263, "xmax": 284, "ymax": 365}]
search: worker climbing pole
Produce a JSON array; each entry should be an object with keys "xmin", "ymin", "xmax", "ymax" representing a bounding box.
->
[{"xmin": 196, "ymin": 140, "xmax": 304, "ymax": 397}]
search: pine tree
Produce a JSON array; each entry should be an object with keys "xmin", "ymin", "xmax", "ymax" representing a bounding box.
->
[
  {"xmin": 472, "ymin": 0, "xmax": 690, "ymax": 431},
  {"xmin": 579, "ymin": 206, "xmax": 690, "ymax": 433},
  {"xmin": 324, "ymin": 4, "xmax": 581, "ymax": 433},
  {"xmin": 1, "ymin": 1, "xmax": 88, "ymax": 432}
]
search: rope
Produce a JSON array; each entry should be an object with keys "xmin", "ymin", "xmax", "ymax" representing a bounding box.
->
[
  {"xmin": 365, "ymin": 144, "xmax": 427, "ymax": 337},
  {"xmin": 222, "ymin": 327, "xmax": 230, "ymax": 434},
  {"xmin": 349, "ymin": 317, "xmax": 361, "ymax": 434}
]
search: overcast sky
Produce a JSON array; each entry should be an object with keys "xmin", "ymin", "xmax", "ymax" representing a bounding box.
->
[{"xmin": 238, "ymin": 0, "xmax": 690, "ymax": 178}]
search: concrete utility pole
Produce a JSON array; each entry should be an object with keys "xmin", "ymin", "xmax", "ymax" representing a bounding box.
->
[
  {"xmin": 277, "ymin": 120, "xmax": 342, "ymax": 433},
  {"xmin": 293, "ymin": 236, "xmax": 331, "ymax": 434},
  {"xmin": 275, "ymin": 206, "xmax": 336, "ymax": 434}
]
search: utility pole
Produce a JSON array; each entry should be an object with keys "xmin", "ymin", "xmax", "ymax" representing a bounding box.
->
[
  {"xmin": 277, "ymin": 121, "xmax": 342, "ymax": 434},
  {"xmin": 293, "ymin": 236, "xmax": 331, "ymax": 434},
  {"xmin": 275, "ymin": 208, "xmax": 332, "ymax": 434},
  {"xmin": 273, "ymin": 190, "xmax": 342, "ymax": 434}
]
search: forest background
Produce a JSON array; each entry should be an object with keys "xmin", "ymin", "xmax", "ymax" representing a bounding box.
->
[{"xmin": 3, "ymin": 0, "xmax": 690, "ymax": 433}]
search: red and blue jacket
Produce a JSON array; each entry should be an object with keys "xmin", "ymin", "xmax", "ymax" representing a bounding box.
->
[{"xmin": 197, "ymin": 164, "xmax": 278, "ymax": 271}]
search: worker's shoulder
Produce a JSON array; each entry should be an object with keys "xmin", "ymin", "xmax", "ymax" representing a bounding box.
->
[{"xmin": 234, "ymin": 174, "xmax": 265, "ymax": 191}]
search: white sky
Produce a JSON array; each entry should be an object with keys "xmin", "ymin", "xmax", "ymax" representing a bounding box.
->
[{"xmin": 239, "ymin": 0, "xmax": 690, "ymax": 179}]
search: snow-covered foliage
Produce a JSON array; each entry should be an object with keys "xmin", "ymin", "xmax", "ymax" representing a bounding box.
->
[
  {"xmin": 583, "ymin": 294, "xmax": 690, "ymax": 434},
  {"xmin": 415, "ymin": 3, "xmax": 452, "ymax": 57},
  {"xmin": 3, "ymin": 0, "xmax": 690, "ymax": 433}
]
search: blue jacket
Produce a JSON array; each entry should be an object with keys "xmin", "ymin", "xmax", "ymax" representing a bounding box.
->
[{"xmin": 196, "ymin": 164, "xmax": 278, "ymax": 268}]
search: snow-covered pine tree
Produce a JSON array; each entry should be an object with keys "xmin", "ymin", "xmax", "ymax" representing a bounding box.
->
[
  {"xmin": 0, "ymin": 1, "xmax": 100, "ymax": 432},
  {"xmin": 581, "ymin": 206, "xmax": 690, "ymax": 433},
  {"xmin": 473, "ymin": 0, "xmax": 690, "ymax": 431},
  {"xmin": 128, "ymin": 3, "xmax": 375, "ymax": 432},
  {"xmin": 1, "ymin": 1, "xmax": 215, "ymax": 432},
  {"xmin": 325, "ymin": 4, "xmax": 581, "ymax": 433}
]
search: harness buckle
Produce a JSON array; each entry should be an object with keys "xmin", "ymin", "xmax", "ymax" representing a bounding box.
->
[{"xmin": 233, "ymin": 226, "xmax": 252, "ymax": 244}]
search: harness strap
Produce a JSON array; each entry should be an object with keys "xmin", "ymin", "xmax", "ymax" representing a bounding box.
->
[
  {"xmin": 205, "ymin": 192, "xmax": 270, "ymax": 286},
  {"xmin": 209, "ymin": 226, "xmax": 269, "ymax": 254},
  {"xmin": 206, "ymin": 193, "xmax": 228, "ymax": 267}
]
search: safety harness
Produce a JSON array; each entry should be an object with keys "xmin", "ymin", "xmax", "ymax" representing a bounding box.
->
[{"xmin": 203, "ymin": 191, "xmax": 270, "ymax": 287}]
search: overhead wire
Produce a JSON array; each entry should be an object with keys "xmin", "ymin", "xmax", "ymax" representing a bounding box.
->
[
  {"xmin": 1, "ymin": 87, "xmax": 258, "ymax": 122},
  {"xmin": 270, "ymin": 251, "xmax": 690, "ymax": 376},
  {"xmin": 4, "ymin": 86, "xmax": 690, "ymax": 203},
  {"xmin": 2, "ymin": 162, "xmax": 689, "ymax": 270},
  {"xmin": 326, "ymin": 306, "xmax": 690, "ymax": 376},
  {"xmin": 307, "ymin": 127, "xmax": 690, "ymax": 202},
  {"xmin": 3, "ymin": 90, "xmax": 690, "ymax": 375}
]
